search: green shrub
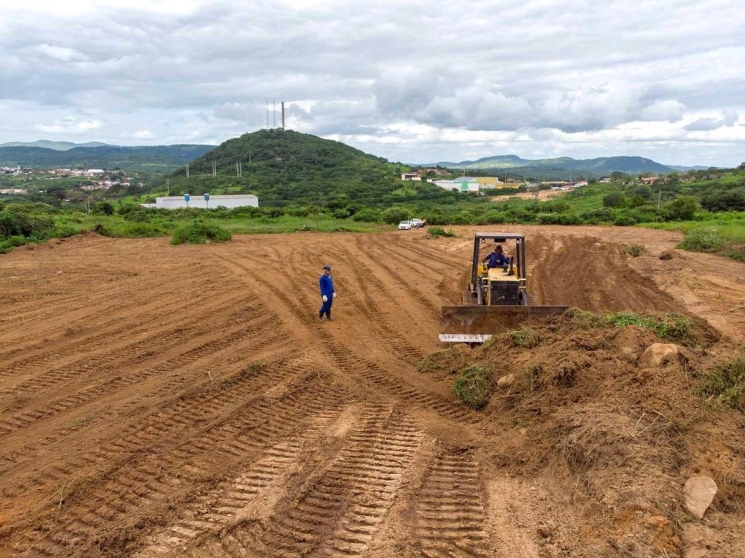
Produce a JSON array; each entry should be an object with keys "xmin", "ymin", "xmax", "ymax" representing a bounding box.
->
[
  {"xmin": 603, "ymin": 192, "xmax": 625, "ymax": 208},
  {"xmin": 619, "ymin": 244, "xmax": 647, "ymax": 257},
  {"xmin": 171, "ymin": 221, "xmax": 232, "ymax": 245},
  {"xmin": 0, "ymin": 206, "xmax": 55, "ymax": 240},
  {"xmin": 665, "ymin": 196, "xmax": 698, "ymax": 221},
  {"xmin": 698, "ymin": 359, "xmax": 745, "ymax": 411},
  {"xmin": 381, "ymin": 207, "xmax": 411, "ymax": 225},
  {"xmin": 428, "ymin": 227, "xmax": 457, "ymax": 238},
  {"xmin": 677, "ymin": 227, "xmax": 725, "ymax": 252},
  {"xmin": 452, "ymin": 365, "xmax": 493, "ymax": 409},
  {"xmin": 352, "ymin": 208, "xmax": 381, "ymax": 222},
  {"xmin": 506, "ymin": 327, "xmax": 543, "ymax": 348},
  {"xmin": 417, "ymin": 348, "xmax": 462, "ymax": 374}
]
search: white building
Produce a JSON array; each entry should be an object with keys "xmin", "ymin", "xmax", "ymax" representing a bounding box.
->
[{"xmin": 153, "ymin": 194, "xmax": 259, "ymax": 210}]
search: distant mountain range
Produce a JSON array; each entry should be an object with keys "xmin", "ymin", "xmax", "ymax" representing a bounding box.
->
[
  {"xmin": 417, "ymin": 154, "xmax": 710, "ymax": 177},
  {"xmin": 0, "ymin": 138, "xmax": 713, "ymax": 177},
  {"xmin": 0, "ymin": 140, "xmax": 112, "ymax": 151},
  {"xmin": 0, "ymin": 144, "xmax": 213, "ymax": 172}
]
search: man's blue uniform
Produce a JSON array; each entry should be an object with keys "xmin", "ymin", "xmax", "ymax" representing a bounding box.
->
[
  {"xmin": 485, "ymin": 251, "xmax": 510, "ymax": 268},
  {"xmin": 319, "ymin": 270, "xmax": 335, "ymax": 320}
]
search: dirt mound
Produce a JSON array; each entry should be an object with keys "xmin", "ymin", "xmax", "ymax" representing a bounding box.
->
[{"xmin": 424, "ymin": 312, "xmax": 745, "ymax": 557}]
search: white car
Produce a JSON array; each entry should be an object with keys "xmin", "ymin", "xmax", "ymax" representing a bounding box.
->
[
  {"xmin": 410, "ymin": 218, "xmax": 423, "ymax": 228},
  {"xmin": 398, "ymin": 221, "xmax": 412, "ymax": 230}
]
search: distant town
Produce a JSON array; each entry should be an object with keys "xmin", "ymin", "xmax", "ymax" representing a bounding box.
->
[{"xmin": 0, "ymin": 165, "xmax": 134, "ymax": 196}]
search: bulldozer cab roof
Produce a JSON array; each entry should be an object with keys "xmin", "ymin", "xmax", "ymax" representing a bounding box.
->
[{"xmin": 475, "ymin": 232, "xmax": 525, "ymax": 242}]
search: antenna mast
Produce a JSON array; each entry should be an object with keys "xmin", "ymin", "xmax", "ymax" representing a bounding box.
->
[{"xmin": 281, "ymin": 102, "xmax": 285, "ymax": 130}]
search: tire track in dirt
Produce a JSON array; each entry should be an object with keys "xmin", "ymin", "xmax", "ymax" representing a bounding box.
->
[
  {"xmin": 0, "ymin": 267, "xmax": 218, "ymax": 345},
  {"xmin": 204, "ymin": 404, "xmax": 424, "ymax": 557},
  {"xmin": 0, "ymin": 292, "xmax": 254, "ymax": 395},
  {"xmin": 0, "ymin": 343, "xmax": 296, "ymax": 486},
  {"xmin": 0, "ymin": 310, "xmax": 274, "ymax": 438},
  {"xmin": 352, "ymin": 236, "xmax": 441, "ymax": 315},
  {"xmin": 133, "ymin": 406, "xmax": 350, "ymax": 557},
  {"xmin": 0, "ymin": 267, "xmax": 222, "ymax": 371},
  {"xmin": 15, "ymin": 369, "xmax": 347, "ymax": 556},
  {"xmin": 413, "ymin": 450, "xmax": 490, "ymax": 557},
  {"xmin": 0, "ymin": 280, "xmax": 235, "ymax": 369},
  {"xmin": 214, "ymin": 252, "xmax": 479, "ymax": 424},
  {"xmin": 332, "ymin": 244, "xmax": 429, "ymax": 363}
]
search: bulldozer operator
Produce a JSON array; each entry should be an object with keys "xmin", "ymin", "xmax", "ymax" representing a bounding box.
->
[{"xmin": 483, "ymin": 244, "xmax": 510, "ymax": 269}]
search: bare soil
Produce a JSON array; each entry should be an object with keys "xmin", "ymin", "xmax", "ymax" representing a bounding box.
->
[{"xmin": 0, "ymin": 225, "xmax": 743, "ymax": 557}]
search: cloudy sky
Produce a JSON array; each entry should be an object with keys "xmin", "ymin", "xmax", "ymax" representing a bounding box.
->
[{"xmin": 1, "ymin": 0, "xmax": 744, "ymax": 166}]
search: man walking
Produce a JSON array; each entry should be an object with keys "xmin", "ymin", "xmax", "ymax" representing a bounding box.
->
[{"xmin": 319, "ymin": 264, "xmax": 336, "ymax": 320}]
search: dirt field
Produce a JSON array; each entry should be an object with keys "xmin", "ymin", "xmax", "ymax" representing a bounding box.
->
[{"xmin": 0, "ymin": 226, "xmax": 743, "ymax": 557}]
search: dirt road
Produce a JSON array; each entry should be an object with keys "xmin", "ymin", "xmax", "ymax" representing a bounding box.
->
[{"xmin": 0, "ymin": 226, "xmax": 742, "ymax": 557}]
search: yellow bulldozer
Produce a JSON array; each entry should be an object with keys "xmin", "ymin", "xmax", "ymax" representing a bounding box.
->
[{"xmin": 439, "ymin": 232, "xmax": 569, "ymax": 343}]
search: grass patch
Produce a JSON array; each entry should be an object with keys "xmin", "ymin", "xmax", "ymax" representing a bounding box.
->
[
  {"xmin": 428, "ymin": 226, "xmax": 457, "ymax": 238},
  {"xmin": 171, "ymin": 221, "xmax": 232, "ymax": 245},
  {"xmin": 566, "ymin": 310, "xmax": 704, "ymax": 347},
  {"xmin": 243, "ymin": 361, "xmax": 266, "ymax": 377},
  {"xmin": 452, "ymin": 364, "xmax": 493, "ymax": 409},
  {"xmin": 506, "ymin": 327, "xmax": 544, "ymax": 348},
  {"xmin": 698, "ymin": 358, "xmax": 745, "ymax": 411},
  {"xmin": 619, "ymin": 243, "xmax": 646, "ymax": 257},
  {"xmin": 417, "ymin": 348, "xmax": 462, "ymax": 374},
  {"xmin": 677, "ymin": 227, "xmax": 725, "ymax": 252}
]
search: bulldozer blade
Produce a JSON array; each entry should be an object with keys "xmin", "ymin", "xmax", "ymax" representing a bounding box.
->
[{"xmin": 440, "ymin": 305, "xmax": 570, "ymax": 343}]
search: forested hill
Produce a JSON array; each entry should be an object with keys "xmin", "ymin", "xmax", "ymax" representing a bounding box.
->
[
  {"xmin": 166, "ymin": 129, "xmax": 455, "ymax": 207},
  {"xmin": 0, "ymin": 145, "xmax": 213, "ymax": 171}
]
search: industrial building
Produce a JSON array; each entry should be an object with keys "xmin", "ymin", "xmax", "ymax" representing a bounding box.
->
[{"xmin": 151, "ymin": 194, "xmax": 259, "ymax": 210}]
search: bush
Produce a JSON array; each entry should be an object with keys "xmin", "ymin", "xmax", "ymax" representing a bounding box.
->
[
  {"xmin": 677, "ymin": 227, "xmax": 724, "ymax": 252},
  {"xmin": 452, "ymin": 365, "xmax": 493, "ymax": 409},
  {"xmin": 619, "ymin": 244, "xmax": 646, "ymax": 257},
  {"xmin": 665, "ymin": 196, "xmax": 698, "ymax": 221},
  {"xmin": 381, "ymin": 207, "xmax": 411, "ymax": 225},
  {"xmin": 428, "ymin": 227, "xmax": 457, "ymax": 238},
  {"xmin": 613, "ymin": 211, "xmax": 638, "ymax": 226},
  {"xmin": 351, "ymin": 208, "xmax": 381, "ymax": 223},
  {"xmin": 603, "ymin": 192, "xmax": 625, "ymax": 208},
  {"xmin": 171, "ymin": 221, "xmax": 232, "ymax": 245},
  {"xmin": 700, "ymin": 190, "xmax": 745, "ymax": 212},
  {"xmin": 0, "ymin": 205, "xmax": 55, "ymax": 240}
]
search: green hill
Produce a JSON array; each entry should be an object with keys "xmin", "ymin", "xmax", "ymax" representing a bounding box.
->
[
  {"xmin": 0, "ymin": 145, "xmax": 213, "ymax": 171},
  {"xmin": 166, "ymin": 129, "xmax": 456, "ymax": 207}
]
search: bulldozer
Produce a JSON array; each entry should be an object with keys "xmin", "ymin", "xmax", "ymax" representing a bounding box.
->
[{"xmin": 439, "ymin": 233, "xmax": 569, "ymax": 343}]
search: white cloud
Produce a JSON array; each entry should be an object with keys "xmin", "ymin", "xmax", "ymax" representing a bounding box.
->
[
  {"xmin": 0, "ymin": 0, "xmax": 743, "ymax": 166},
  {"xmin": 35, "ymin": 118, "xmax": 104, "ymax": 134}
]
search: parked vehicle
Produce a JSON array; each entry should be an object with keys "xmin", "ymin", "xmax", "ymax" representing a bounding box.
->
[
  {"xmin": 398, "ymin": 221, "xmax": 412, "ymax": 230},
  {"xmin": 410, "ymin": 218, "xmax": 423, "ymax": 228}
]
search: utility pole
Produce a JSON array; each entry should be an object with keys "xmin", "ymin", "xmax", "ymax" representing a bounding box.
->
[
  {"xmin": 166, "ymin": 178, "xmax": 170, "ymax": 195},
  {"xmin": 236, "ymin": 162, "xmax": 239, "ymax": 176},
  {"xmin": 657, "ymin": 189, "xmax": 662, "ymax": 210},
  {"xmin": 212, "ymin": 162, "xmax": 217, "ymax": 177},
  {"xmin": 249, "ymin": 150, "xmax": 252, "ymax": 164},
  {"xmin": 186, "ymin": 164, "xmax": 189, "ymax": 178},
  {"xmin": 273, "ymin": 101, "xmax": 276, "ymax": 128},
  {"xmin": 281, "ymin": 101, "xmax": 285, "ymax": 130}
]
